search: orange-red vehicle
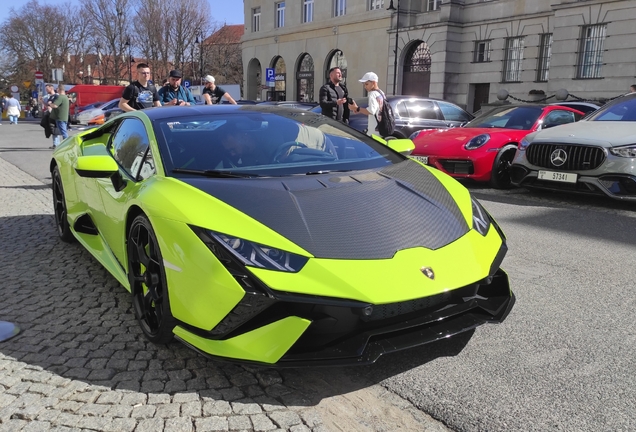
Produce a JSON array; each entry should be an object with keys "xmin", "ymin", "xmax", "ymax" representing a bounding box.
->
[{"xmin": 67, "ymin": 85, "xmax": 124, "ymax": 117}]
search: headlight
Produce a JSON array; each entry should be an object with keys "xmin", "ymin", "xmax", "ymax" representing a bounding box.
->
[
  {"xmin": 519, "ymin": 137, "xmax": 531, "ymax": 151},
  {"xmin": 210, "ymin": 231, "xmax": 308, "ymax": 272},
  {"xmin": 471, "ymin": 198, "xmax": 491, "ymax": 236},
  {"xmin": 409, "ymin": 130, "xmax": 422, "ymax": 140},
  {"xmin": 464, "ymin": 134, "xmax": 490, "ymax": 150},
  {"xmin": 609, "ymin": 145, "xmax": 636, "ymax": 158}
]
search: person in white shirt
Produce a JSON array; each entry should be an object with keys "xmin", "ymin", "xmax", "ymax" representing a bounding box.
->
[{"xmin": 347, "ymin": 72, "xmax": 386, "ymax": 136}]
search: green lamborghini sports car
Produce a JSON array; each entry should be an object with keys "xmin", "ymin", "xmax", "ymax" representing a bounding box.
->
[{"xmin": 50, "ymin": 105, "xmax": 515, "ymax": 366}]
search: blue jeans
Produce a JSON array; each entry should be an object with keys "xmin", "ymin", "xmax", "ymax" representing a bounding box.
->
[
  {"xmin": 8, "ymin": 115, "xmax": 18, "ymax": 124},
  {"xmin": 52, "ymin": 120, "xmax": 68, "ymax": 147}
]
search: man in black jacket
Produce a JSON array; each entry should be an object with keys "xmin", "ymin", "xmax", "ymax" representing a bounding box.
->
[{"xmin": 319, "ymin": 67, "xmax": 349, "ymax": 123}]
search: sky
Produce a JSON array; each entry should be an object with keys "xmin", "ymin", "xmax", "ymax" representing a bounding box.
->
[{"xmin": 0, "ymin": 0, "xmax": 244, "ymax": 26}]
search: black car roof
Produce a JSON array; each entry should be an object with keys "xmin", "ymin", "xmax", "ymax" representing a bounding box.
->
[{"xmin": 137, "ymin": 104, "xmax": 316, "ymax": 121}]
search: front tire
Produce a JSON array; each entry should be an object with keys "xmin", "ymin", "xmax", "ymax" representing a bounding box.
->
[
  {"xmin": 52, "ymin": 166, "xmax": 75, "ymax": 243},
  {"xmin": 489, "ymin": 145, "xmax": 517, "ymax": 189},
  {"xmin": 128, "ymin": 214, "xmax": 176, "ymax": 344}
]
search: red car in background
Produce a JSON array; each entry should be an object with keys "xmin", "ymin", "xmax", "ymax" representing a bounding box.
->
[{"xmin": 410, "ymin": 104, "xmax": 585, "ymax": 188}]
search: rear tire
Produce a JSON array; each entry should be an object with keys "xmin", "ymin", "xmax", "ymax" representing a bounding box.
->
[
  {"xmin": 489, "ymin": 145, "xmax": 517, "ymax": 189},
  {"xmin": 52, "ymin": 166, "xmax": 75, "ymax": 243},
  {"xmin": 128, "ymin": 214, "xmax": 176, "ymax": 344}
]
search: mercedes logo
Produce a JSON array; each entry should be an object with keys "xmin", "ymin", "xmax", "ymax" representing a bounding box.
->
[
  {"xmin": 420, "ymin": 267, "xmax": 435, "ymax": 280},
  {"xmin": 550, "ymin": 149, "xmax": 567, "ymax": 167}
]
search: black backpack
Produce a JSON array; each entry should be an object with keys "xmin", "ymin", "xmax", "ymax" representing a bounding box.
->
[{"xmin": 374, "ymin": 93, "xmax": 395, "ymax": 137}]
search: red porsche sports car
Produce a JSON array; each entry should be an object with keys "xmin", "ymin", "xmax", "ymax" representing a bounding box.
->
[{"xmin": 410, "ymin": 104, "xmax": 585, "ymax": 188}]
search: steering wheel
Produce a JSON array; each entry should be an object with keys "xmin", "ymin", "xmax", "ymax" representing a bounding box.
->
[{"xmin": 272, "ymin": 141, "xmax": 308, "ymax": 163}]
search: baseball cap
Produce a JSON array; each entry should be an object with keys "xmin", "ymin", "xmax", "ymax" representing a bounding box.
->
[
  {"xmin": 203, "ymin": 75, "xmax": 215, "ymax": 83},
  {"xmin": 169, "ymin": 70, "xmax": 182, "ymax": 78},
  {"xmin": 358, "ymin": 72, "xmax": 379, "ymax": 83}
]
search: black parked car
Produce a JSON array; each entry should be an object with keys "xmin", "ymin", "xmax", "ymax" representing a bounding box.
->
[{"xmin": 312, "ymin": 96, "xmax": 473, "ymax": 138}]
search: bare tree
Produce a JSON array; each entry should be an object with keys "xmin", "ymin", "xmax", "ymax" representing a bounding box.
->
[
  {"xmin": 135, "ymin": 0, "xmax": 171, "ymax": 81},
  {"xmin": 0, "ymin": 0, "xmax": 223, "ymax": 91},
  {"xmin": 204, "ymin": 25, "xmax": 243, "ymax": 86},
  {"xmin": 83, "ymin": 0, "xmax": 134, "ymax": 84},
  {"xmin": 170, "ymin": 0, "xmax": 210, "ymax": 71},
  {"xmin": 0, "ymin": 1, "xmax": 77, "ymax": 86},
  {"xmin": 65, "ymin": 10, "xmax": 96, "ymax": 84},
  {"xmin": 134, "ymin": 0, "xmax": 210, "ymax": 84}
]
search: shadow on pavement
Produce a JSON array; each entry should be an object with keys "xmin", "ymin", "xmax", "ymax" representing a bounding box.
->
[{"xmin": 0, "ymin": 214, "xmax": 473, "ymax": 408}]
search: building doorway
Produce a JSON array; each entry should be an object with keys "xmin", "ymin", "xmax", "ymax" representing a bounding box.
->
[
  {"xmin": 471, "ymin": 83, "xmax": 490, "ymax": 114},
  {"xmin": 402, "ymin": 41, "xmax": 431, "ymax": 97},
  {"xmin": 246, "ymin": 58, "xmax": 262, "ymax": 101}
]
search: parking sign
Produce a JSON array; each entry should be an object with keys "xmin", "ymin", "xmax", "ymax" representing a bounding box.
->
[
  {"xmin": 183, "ymin": 80, "xmax": 190, "ymax": 88},
  {"xmin": 266, "ymin": 68, "xmax": 275, "ymax": 86}
]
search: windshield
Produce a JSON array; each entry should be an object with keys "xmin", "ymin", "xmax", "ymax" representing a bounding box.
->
[
  {"xmin": 464, "ymin": 106, "xmax": 542, "ymax": 130},
  {"xmin": 587, "ymin": 96, "xmax": 636, "ymax": 121},
  {"xmin": 155, "ymin": 111, "xmax": 404, "ymax": 177}
]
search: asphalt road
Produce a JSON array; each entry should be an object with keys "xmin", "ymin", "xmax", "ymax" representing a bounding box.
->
[{"xmin": 2, "ymin": 121, "xmax": 636, "ymax": 431}]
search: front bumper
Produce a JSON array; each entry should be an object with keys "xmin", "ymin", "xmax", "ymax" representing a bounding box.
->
[
  {"xmin": 510, "ymin": 146, "xmax": 636, "ymax": 200},
  {"xmin": 421, "ymin": 152, "xmax": 496, "ymax": 183},
  {"xmin": 174, "ymin": 267, "xmax": 514, "ymax": 367}
]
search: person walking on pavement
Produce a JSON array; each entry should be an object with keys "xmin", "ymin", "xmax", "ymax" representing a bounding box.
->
[
  {"xmin": 319, "ymin": 67, "xmax": 350, "ymax": 123},
  {"xmin": 5, "ymin": 95, "xmax": 22, "ymax": 125},
  {"xmin": 0, "ymin": 95, "xmax": 6, "ymax": 125},
  {"xmin": 158, "ymin": 70, "xmax": 196, "ymax": 106},
  {"xmin": 119, "ymin": 63, "xmax": 161, "ymax": 112},
  {"xmin": 45, "ymin": 84, "xmax": 69, "ymax": 149},
  {"xmin": 348, "ymin": 72, "xmax": 386, "ymax": 136},
  {"xmin": 202, "ymin": 75, "xmax": 237, "ymax": 104}
]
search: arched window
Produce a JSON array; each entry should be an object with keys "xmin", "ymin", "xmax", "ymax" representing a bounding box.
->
[
  {"xmin": 247, "ymin": 58, "xmax": 262, "ymax": 101},
  {"xmin": 296, "ymin": 53, "xmax": 314, "ymax": 102},
  {"xmin": 402, "ymin": 41, "xmax": 432, "ymax": 96},
  {"xmin": 326, "ymin": 50, "xmax": 348, "ymax": 84},
  {"xmin": 404, "ymin": 42, "xmax": 432, "ymax": 72},
  {"xmin": 268, "ymin": 56, "xmax": 287, "ymax": 101}
]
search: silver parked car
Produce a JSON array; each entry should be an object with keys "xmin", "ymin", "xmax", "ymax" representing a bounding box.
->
[
  {"xmin": 75, "ymin": 98, "xmax": 121, "ymax": 125},
  {"xmin": 510, "ymin": 92, "xmax": 636, "ymax": 200}
]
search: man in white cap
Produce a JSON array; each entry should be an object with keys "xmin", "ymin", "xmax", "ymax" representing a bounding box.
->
[
  {"xmin": 202, "ymin": 75, "xmax": 237, "ymax": 105},
  {"xmin": 348, "ymin": 72, "xmax": 386, "ymax": 136}
]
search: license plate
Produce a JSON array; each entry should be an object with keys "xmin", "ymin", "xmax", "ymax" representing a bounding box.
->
[
  {"xmin": 538, "ymin": 170, "xmax": 577, "ymax": 183},
  {"xmin": 412, "ymin": 156, "xmax": 428, "ymax": 164}
]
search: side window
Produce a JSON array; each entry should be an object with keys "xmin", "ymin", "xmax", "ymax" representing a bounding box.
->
[
  {"xmin": 543, "ymin": 110, "xmax": 576, "ymax": 127},
  {"xmin": 404, "ymin": 100, "xmax": 439, "ymax": 120},
  {"xmin": 438, "ymin": 101, "xmax": 472, "ymax": 122},
  {"xmin": 395, "ymin": 101, "xmax": 409, "ymax": 117},
  {"xmin": 110, "ymin": 118, "xmax": 151, "ymax": 179},
  {"xmin": 104, "ymin": 100, "xmax": 119, "ymax": 110},
  {"xmin": 132, "ymin": 147, "xmax": 156, "ymax": 180}
]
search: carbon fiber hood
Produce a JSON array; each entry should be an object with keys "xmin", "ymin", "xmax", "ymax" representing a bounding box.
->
[{"xmin": 182, "ymin": 160, "xmax": 470, "ymax": 259}]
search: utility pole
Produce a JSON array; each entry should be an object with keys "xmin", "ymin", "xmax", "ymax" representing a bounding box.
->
[{"xmin": 387, "ymin": 0, "xmax": 400, "ymax": 95}]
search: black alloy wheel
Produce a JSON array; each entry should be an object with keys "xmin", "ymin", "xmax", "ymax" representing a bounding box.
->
[
  {"xmin": 52, "ymin": 166, "xmax": 75, "ymax": 243},
  {"xmin": 489, "ymin": 145, "xmax": 518, "ymax": 189},
  {"xmin": 128, "ymin": 214, "xmax": 176, "ymax": 344}
]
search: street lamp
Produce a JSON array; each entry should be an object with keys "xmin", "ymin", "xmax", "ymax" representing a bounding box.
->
[
  {"xmin": 387, "ymin": 0, "xmax": 400, "ymax": 95},
  {"xmin": 124, "ymin": 37, "xmax": 132, "ymax": 83},
  {"xmin": 195, "ymin": 32, "xmax": 204, "ymax": 85},
  {"xmin": 95, "ymin": 42, "xmax": 101, "ymax": 84}
]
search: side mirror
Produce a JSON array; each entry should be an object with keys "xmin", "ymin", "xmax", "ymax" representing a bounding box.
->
[
  {"xmin": 75, "ymin": 155, "xmax": 119, "ymax": 178},
  {"xmin": 386, "ymin": 138, "xmax": 415, "ymax": 156}
]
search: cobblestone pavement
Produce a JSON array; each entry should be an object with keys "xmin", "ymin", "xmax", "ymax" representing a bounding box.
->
[{"xmin": 0, "ymin": 136, "xmax": 450, "ymax": 432}]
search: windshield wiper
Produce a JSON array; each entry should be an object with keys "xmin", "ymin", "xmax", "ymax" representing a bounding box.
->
[{"xmin": 172, "ymin": 168, "xmax": 259, "ymax": 178}]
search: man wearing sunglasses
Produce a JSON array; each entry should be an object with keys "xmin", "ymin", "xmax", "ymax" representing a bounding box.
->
[{"xmin": 119, "ymin": 63, "xmax": 161, "ymax": 112}]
